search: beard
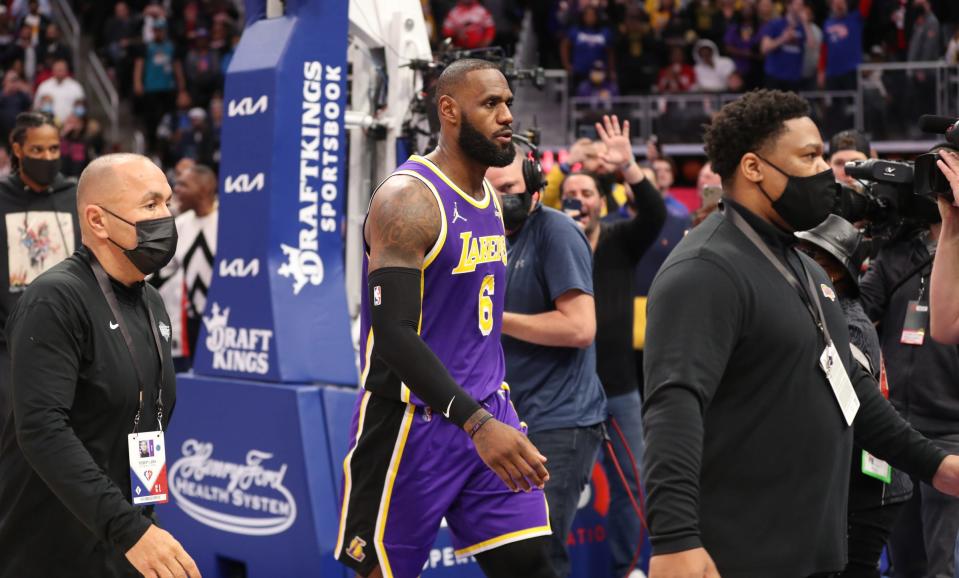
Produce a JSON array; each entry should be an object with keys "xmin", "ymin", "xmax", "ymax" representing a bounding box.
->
[{"xmin": 459, "ymin": 113, "xmax": 515, "ymax": 168}]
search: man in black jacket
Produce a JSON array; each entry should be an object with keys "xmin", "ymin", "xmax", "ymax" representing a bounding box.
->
[
  {"xmin": 0, "ymin": 153, "xmax": 199, "ymax": 577},
  {"xmin": 642, "ymin": 89, "xmax": 959, "ymax": 578},
  {"xmin": 0, "ymin": 111, "xmax": 80, "ymax": 429},
  {"xmin": 859, "ymin": 211, "xmax": 959, "ymax": 578},
  {"xmin": 561, "ymin": 114, "xmax": 666, "ymax": 578}
]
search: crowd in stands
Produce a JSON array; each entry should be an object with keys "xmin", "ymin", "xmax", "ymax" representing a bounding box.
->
[
  {"xmin": 0, "ymin": 0, "xmax": 948, "ymax": 171},
  {"xmin": 0, "ymin": 0, "xmax": 105, "ymax": 177},
  {"xmin": 0, "ymin": 0, "xmax": 237, "ymax": 177},
  {"xmin": 429, "ymin": 0, "xmax": 959, "ymax": 99},
  {"xmin": 62, "ymin": 0, "xmax": 240, "ymax": 171}
]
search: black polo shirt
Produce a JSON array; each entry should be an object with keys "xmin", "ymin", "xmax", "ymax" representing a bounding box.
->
[
  {"xmin": 0, "ymin": 246, "xmax": 176, "ymax": 577},
  {"xmin": 642, "ymin": 199, "xmax": 945, "ymax": 577}
]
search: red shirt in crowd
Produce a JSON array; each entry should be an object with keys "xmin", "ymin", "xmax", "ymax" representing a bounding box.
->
[{"xmin": 442, "ymin": 0, "xmax": 496, "ymax": 49}]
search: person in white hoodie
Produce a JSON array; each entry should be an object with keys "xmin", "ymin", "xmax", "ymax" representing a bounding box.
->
[{"xmin": 693, "ymin": 38, "xmax": 735, "ymax": 92}]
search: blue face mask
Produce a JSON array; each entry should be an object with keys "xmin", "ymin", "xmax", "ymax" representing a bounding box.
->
[
  {"xmin": 40, "ymin": 104, "xmax": 53, "ymax": 115},
  {"xmin": 73, "ymin": 105, "xmax": 85, "ymax": 117}
]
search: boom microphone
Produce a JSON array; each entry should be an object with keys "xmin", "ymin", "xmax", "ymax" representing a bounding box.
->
[{"xmin": 918, "ymin": 115, "xmax": 959, "ymax": 134}]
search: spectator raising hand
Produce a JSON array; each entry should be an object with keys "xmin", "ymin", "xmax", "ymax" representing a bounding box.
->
[{"xmin": 594, "ymin": 113, "xmax": 634, "ymax": 174}]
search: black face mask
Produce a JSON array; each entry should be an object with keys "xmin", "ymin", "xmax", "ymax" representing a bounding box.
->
[
  {"xmin": 99, "ymin": 205, "xmax": 178, "ymax": 275},
  {"xmin": 21, "ymin": 155, "xmax": 60, "ymax": 188},
  {"xmin": 500, "ymin": 191, "xmax": 532, "ymax": 232},
  {"xmin": 756, "ymin": 155, "xmax": 840, "ymax": 231}
]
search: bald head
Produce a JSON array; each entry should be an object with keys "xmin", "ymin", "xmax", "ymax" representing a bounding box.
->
[
  {"xmin": 78, "ymin": 154, "xmax": 164, "ymax": 209},
  {"xmin": 78, "ymin": 154, "xmax": 172, "ymax": 242}
]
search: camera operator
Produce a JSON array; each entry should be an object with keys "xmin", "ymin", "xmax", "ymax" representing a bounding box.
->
[
  {"xmin": 559, "ymin": 115, "xmax": 666, "ymax": 578},
  {"xmin": 858, "ymin": 170, "xmax": 959, "ymax": 577},
  {"xmin": 796, "ymin": 215, "xmax": 914, "ymax": 578},
  {"xmin": 930, "ymin": 149, "xmax": 959, "ymax": 344},
  {"xmin": 487, "ymin": 146, "xmax": 607, "ymax": 578}
]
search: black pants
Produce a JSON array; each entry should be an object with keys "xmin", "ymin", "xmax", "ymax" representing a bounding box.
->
[
  {"xmin": 889, "ymin": 435, "xmax": 959, "ymax": 578},
  {"xmin": 840, "ymin": 503, "xmax": 906, "ymax": 578}
]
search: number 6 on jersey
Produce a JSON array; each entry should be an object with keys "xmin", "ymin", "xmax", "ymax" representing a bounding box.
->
[{"xmin": 479, "ymin": 274, "xmax": 495, "ymax": 336}]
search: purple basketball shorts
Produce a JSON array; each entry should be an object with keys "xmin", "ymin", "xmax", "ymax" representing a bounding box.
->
[{"xmin": 334, "ymin": 384, "xmax": 550, "ymax": 578}]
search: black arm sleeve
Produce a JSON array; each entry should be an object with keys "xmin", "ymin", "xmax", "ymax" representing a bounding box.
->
[
  {"xmin": 368, "ymin": 267, "xmax": 483, "ymax": 428},
  {"xmin": 619, "ymin": 176, "xmax": 667, "ymax": 263},
  {"xmin": 12, "ymin": 300, "xmax": 151, "ymax": 551},
  {"xmin": 851, "ymin": 361, "xmax": 946, "ymax": 481}
]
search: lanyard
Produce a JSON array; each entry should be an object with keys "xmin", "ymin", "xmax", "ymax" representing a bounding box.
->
[
  {"xmin": 89, "ymin": 255, "xmax": 165, "ymax": 432},
  {"xmin": 724, "ymin": 206, "xmax": 833, "ymax": 346}
]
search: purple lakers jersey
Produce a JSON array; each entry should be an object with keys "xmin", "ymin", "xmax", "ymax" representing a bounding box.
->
[{"xmin": 359, "ymin": 155, "xmax": 507, "ymax": 405}]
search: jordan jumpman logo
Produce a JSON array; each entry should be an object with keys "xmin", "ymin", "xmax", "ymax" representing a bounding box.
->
[{"xmin": 452, "ymin": 202, "xmax": 467, "ymax": 223}]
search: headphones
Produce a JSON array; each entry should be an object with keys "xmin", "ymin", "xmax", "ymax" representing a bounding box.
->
[{"xmin": 512, "ymin": 134, "xmax": 546, "ymax": 195}]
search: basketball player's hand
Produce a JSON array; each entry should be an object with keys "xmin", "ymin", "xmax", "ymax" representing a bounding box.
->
[
  {"xmin": 469, "ymin": 416, "xmax": 549, "ymax": 492},
  {"xmin": 126, "ymin": 524, "xmax": 202, "ymax": 578},
  {"xmin": 648, "ymin": 548, "xmax": 721, "ymax": 578}
]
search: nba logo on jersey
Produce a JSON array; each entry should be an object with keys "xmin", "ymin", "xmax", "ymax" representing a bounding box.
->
[{"xmin": 373, "ymin": 285, "xmax": 382, "ymax": 306}]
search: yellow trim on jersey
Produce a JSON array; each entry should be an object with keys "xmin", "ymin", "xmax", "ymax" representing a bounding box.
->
[
  {"xmin": 359, "ymin": 329, "xmax": 374, "ymax": 388},
  {"xmin": 373, "ymin": 403, "xmax": 416, "ymax": 578},
  {"xmin": 389, "ymin": 169, "xmax": 448, "ymax": 270},
  {"xmin": 500, "ymin": 382, "xmax": 523, "ymax": 425},
  {"xmin": 453, "ymin": 523, "xmax": 553, "ymax": 559},
  {"xmin": 409, "ymin": 155, "xmax": 491, "ymax": 209},
  {"xmin": 335, "ymin": 390, "xmax": 373, "ymax": 559}
]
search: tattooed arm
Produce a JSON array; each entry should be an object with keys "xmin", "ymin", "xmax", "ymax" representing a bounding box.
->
[
  {"xmin": 364, "ymin": 176, "xmax": 549, "ymax": 491},
  {"xmin": 365, "ymin": 176, "xmax": 442, "ymax": 271}
]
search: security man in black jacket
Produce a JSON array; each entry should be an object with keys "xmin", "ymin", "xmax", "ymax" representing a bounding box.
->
[
  {"xmin": 0, "ymin": 154, "xmax": 200, "ymax": 577},
  {"xmin": 642, "ymin": 90, "xmax": 959, "ymax": 578}
]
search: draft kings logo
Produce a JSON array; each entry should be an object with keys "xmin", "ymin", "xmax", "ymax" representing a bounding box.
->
[
  {"xmin": 203, "ymin": 303, "xmax": 273, "ymax": 375},
  {"xmin": 169, "ymin": 439, "xmax": 297, "ymax": 535}
]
